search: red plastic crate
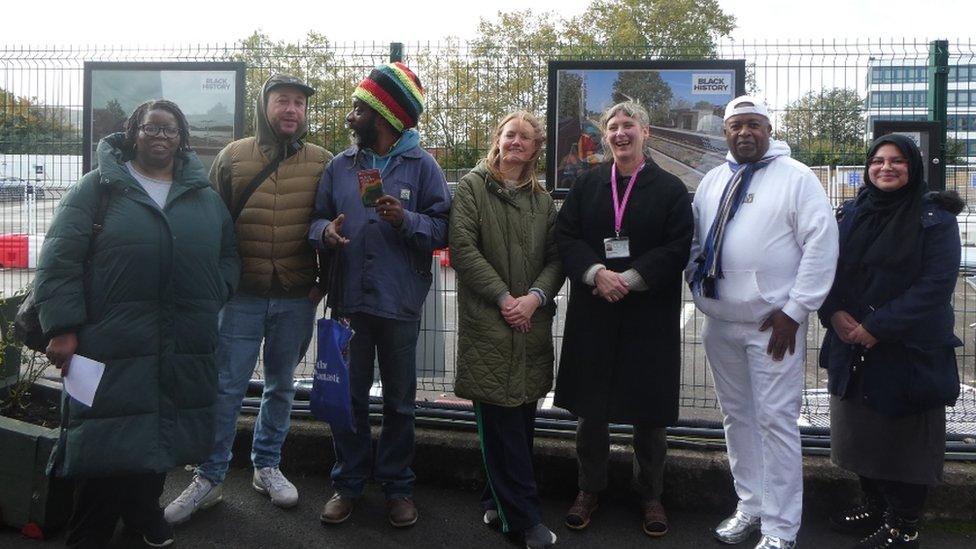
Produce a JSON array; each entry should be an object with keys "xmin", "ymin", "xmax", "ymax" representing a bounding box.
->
[{"xmin": 0, "ymin": 233, "xmax": 29, "ymax": 268}]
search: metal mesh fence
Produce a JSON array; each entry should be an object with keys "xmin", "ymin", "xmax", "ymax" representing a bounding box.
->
[{"xmin": 1, "ymin": 39, "xmax": 974, "ymax": 435}]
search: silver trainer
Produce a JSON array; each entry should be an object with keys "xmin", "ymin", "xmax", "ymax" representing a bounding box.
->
[
  {"xmin": 164, "ymin": 475, "xmax": 223, "ymax": 525},
  {"xmin": 714, "ymin": 509, "xmax": 761, "ymax": 544},
  {"xmin": 754, "ymin": 534, "xmax": 796, "ymax": 549}
]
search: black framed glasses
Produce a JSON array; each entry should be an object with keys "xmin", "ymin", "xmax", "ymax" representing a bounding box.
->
[{"xmin": 139, "ymin": 124, "xmax": 181, "ymax": 139}]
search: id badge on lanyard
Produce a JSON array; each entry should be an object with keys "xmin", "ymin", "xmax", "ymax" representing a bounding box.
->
[
  {"xmin": 603, "ymin": 236, "xmax": 630, "ymax": 259},
  {"xmin": 604, "ymin": 162, "xmax": 643, "ymax": 260}
]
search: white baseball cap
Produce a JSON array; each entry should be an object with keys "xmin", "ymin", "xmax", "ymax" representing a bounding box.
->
[{"xmin": 724, "ymin": 95, "xmax": 770, "ymax": 121}]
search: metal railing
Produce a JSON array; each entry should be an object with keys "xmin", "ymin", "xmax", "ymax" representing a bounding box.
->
[{"xmin": 2, "ymin": 38, "xmax": 974, "ymax": 442}]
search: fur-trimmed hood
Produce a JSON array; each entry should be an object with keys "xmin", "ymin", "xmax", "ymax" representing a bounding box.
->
[{"xmin": 926, "ymin": 190, "xmax": 965, "ymax": 215}]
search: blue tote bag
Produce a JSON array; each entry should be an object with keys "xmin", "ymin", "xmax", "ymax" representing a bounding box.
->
[{"xmin": 310, "ymin": 317, "xmax": 356, "ymax": 433}]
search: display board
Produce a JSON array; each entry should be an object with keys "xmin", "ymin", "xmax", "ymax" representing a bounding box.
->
[
  {"xmin": 547, "ymin": 60, "xmax": 746, "ymax": 195},
  {"xmin": 83, "ymin": 62, "xmax": 246, "ymax": 173}
]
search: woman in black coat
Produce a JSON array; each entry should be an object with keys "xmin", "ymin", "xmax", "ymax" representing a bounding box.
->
[
  {"xmin": 554, "ymin": 101, "xmax": 693, "ymax": 537},
  {"xmin": 819, "ymin": 134, "xmax": 963, "ymax": 549}
]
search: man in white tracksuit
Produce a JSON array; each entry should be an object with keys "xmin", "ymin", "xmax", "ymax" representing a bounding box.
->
[{"xmin": 687, "ymin": 96, "xmax": 838, "ymax": 549}]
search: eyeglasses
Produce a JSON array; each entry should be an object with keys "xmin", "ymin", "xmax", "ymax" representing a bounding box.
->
[
  {"xmin": 139, "ymin": 124, "xmax": 181, "ymax": 139},
  {"xmin": 868, "ymin": 157, "xmax": 908, "ymax": 168}
]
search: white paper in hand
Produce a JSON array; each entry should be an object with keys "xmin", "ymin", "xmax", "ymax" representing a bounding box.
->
[{"xmin": 64, "ymin": 355, "xmax": 105, "ymax": 407}]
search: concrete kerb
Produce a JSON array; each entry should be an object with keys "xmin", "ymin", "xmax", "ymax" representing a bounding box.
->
[{"xmin": 228, "ymin": 415, "xmax": 976, "ymax": 521}]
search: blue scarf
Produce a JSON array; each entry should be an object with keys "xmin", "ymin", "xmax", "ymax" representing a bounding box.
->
[
  {"xmin": 692, "ymin": 156, "xmax": 776, "ymax": 298},
  {"xmin": 359, "ymin": 129, "xmax": 420, "ymax": 176}
]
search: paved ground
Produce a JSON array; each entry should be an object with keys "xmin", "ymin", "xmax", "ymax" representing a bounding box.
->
[{"xmin": 2, "ymin": 466, "xmax": 974, "ymax": 548}]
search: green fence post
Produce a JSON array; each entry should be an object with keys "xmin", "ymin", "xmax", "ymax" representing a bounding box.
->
[
  {"xmin": 927, "ymin": 39, "xmax": 949, "ymax": 191},
  {"xmin": 390, "ymin": 42, "xmax": 403, "ymax": 63}
]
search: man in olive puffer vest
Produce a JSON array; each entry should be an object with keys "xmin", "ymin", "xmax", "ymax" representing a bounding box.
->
[{"xmin": 165, "ymin": 74, "xmax": 333, "ymax": 524}]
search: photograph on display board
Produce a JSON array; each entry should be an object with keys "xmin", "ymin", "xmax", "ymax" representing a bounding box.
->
[
  {"xmin": 547, "ymin": 60, "xmax": 746, "ymax": 195},
  {"xmin": 84, "ymin": 62, "xmax": 245, "ymax": 173}
]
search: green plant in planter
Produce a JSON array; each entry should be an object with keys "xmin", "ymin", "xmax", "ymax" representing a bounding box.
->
[
  {"xmin": 0, "ymin": 291, "xmax": 24, "ymax": 388},
  {"xmin": 0, "ymin": 289, "xmax": 72, "ymax": 535},
  {"xmin": 1, "ymin": 288, "xmax": 47, "ymax": 401},
  {"xmin": 1, "ymin": 349, "xmax": 50, "ymax": 419}
]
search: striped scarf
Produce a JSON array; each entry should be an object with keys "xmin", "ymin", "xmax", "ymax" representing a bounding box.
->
[{"xmin": 692, "ymin": 156, "xmax": 776, "ymax": 298}]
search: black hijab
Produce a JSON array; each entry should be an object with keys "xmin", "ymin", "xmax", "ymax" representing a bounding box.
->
[{"xmin": 839, "ymin": 134, "xmax": 927, "ymax": 308}]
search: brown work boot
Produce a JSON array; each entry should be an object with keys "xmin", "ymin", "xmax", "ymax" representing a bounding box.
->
[
  {"xmin": 641, "ymin": 498, "xmax": 669, "ymax": 537},
  {"xmin": 387, "ymin": 496, "xmax": 418, "ymax": 528},
  {"xmin": 320, "ymin": 492, "xmax": 354, "ymax": 524},
  {"xmin": 565, "ymin": 490, "xmax": 599, "ymax": 530}
]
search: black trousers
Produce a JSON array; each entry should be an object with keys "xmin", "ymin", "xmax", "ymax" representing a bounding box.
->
[
  {"xmin": 65, "ymin": 472, "xmax": 166, "ymax": 549},
  {"xmin": 474, "ymin": 401, "xmax": 542, "ymax": 534},
  {"xmin": 860, "ymin": 475, "xmax": 928, "ymax": 522},
  {"xmin": 576, "ymin": 417, "xmax": 667, "ymax": 500}
]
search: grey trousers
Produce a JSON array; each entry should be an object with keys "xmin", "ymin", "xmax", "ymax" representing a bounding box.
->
[{"xmin": 575, "ymin": 416, "xmax": 667, "ymax": 499}]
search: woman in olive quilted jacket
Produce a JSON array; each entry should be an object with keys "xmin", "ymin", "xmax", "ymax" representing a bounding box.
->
[{"xmin": 450, "ymin": 111, "xmax": 563, "ymax": 548}]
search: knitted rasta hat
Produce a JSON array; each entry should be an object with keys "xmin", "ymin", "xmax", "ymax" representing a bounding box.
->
[{"xmin": 352, "ymin": 62, "xmax": 425, "ymax": 132}]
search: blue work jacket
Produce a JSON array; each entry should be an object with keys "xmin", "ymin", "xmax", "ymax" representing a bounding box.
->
[{"xmin": 309, "ymin": 142, "xmax": 451, "ymax": 321}]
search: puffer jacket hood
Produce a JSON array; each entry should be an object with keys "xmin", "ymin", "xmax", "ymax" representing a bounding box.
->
[
  {"xmin": 210, "ymin": 84, "xmax": 331, "ymax": 298},
  {"xmin": 256, "ymin": 75, "xmax": 310, "ymax": 163},
  {"xmin": 97, "ymin": 132, "xmax": 210, "ymax": 193},
  {"xmin": 357, "ymin": 129, "xmax": 421, "ymax": 165},
  {"xmin": 926, "ymin": 189, "xmax": 965, "ymax": 215}
]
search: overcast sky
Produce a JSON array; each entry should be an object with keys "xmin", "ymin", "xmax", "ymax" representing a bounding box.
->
[{"xmin": 4, "ymin": 0, "xmax": 974, "ymax": 46}]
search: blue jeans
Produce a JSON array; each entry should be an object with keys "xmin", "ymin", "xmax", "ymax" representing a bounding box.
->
[
  {"xmin": 196, "ymin": 294, "xmax": 315, "ymax": 484},
  {"xmin": 331, "ymin": 313, "xmax": 420, "ymax": 498}
]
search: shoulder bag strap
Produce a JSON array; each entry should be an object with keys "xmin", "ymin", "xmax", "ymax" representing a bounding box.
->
[
  {"xmin": 91, "ymin": 185, "xmax": 111, "ymax": 238},
  {"xmin": 231, "ymin": 155, "xmax": 282, "ymax": 221}
]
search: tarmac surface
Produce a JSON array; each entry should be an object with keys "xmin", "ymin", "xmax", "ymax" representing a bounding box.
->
[{"xmin": 2, "ymin": 465, "xmax": 974, "ymax": 548}]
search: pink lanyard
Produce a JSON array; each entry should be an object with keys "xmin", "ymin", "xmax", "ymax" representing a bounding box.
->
[{"xmin": 610, "ymin": 162, "xmax": 644, "ymax": 237}]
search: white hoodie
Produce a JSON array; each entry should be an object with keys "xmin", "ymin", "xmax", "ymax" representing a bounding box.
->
[{"xmin": 687, "ymin": 140, "xmax": 839, "ymax": 323}]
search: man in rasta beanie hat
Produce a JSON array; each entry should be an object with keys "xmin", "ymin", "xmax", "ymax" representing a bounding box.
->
[{"xmin": 311, "ymin": 62, "xmax": 451, "ymax": 528}]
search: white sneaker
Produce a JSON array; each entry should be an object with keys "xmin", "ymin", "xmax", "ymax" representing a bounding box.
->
[
  {"xmin": 164, "ymin": 475, "xmax": 223, "ymax": 525},
  {"xmin": 524, "ymin": 523, "xmax": 557, "ymax": 548},
  {"xmin": 483, "ymin": 509, "xmax": 501, "ymax": 529},
  {"xmin": 253, "ymin": 466, "xmax": 299, "ymax": 508}
]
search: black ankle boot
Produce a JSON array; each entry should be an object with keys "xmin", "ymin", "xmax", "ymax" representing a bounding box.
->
[
  {"xmin": 854, "ymin": 514, "xmax": 919, "ymax": 549},
  {"xmin": 830, "ymin": 498, "xmax": 885, "ymax": 535}
]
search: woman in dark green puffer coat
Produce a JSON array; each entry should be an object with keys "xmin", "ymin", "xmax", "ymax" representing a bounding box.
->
[
  {"xmin": 34, "ymin": 100, "xmax": 239, "ymax": 548},
  {"xmin": 450, "ymin": 111, "xmax": 563, "ymax": 549}
]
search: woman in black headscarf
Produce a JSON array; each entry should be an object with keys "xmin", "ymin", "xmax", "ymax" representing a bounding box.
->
[{"xmin": 818, "ymin": 134, "xmax": 964, "ymax": 549}]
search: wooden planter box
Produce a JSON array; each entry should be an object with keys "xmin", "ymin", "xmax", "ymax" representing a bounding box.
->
[{"xmin": 0, "ymin": 383, "xmax": 73, "ymax": 534}]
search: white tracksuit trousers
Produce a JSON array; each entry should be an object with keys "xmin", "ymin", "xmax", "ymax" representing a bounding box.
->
[{"xmin": 703, "ymin": 317, "xmax": 806, "ymax": 541}]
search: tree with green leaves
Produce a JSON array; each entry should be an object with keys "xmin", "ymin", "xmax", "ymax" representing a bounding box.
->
[
  {"xmin": 227, "ymin": 31, "xmax": 352, "ymax": 155},
  {"xmin": 611, "ymin": 71, "xmax": 673, "ymax": 123},
  {"xmin": 779, "ymin": 88, "xmax": 865, "ymax": 166},
  {"xmin": 557, "ymin": 72, "xmax": 585, "ymax": 121},
  {"xmin": 0, "ymin": 88, "xmax": 79, "ymax": 155},
  {"xmin": 408, "ymin": 38, "xmax": 491, "ymax": 170},
  {"xmin": 92, "ymin": 99, "xmax": 126, "ymax": 142},
  {"xmin": 946, "ymin": 137, "xmax": 967, "ymax": 165},
  {"xmin": 564, "ymin": 0, "xmax": 736, "ymax": 58},
  {"xmin": 224, "ymin": 0, "xmax": 737, "ymax": 173},
  {"xmin": 463, "ymin": 0, "xmax": 736, "ymax": 170}
]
